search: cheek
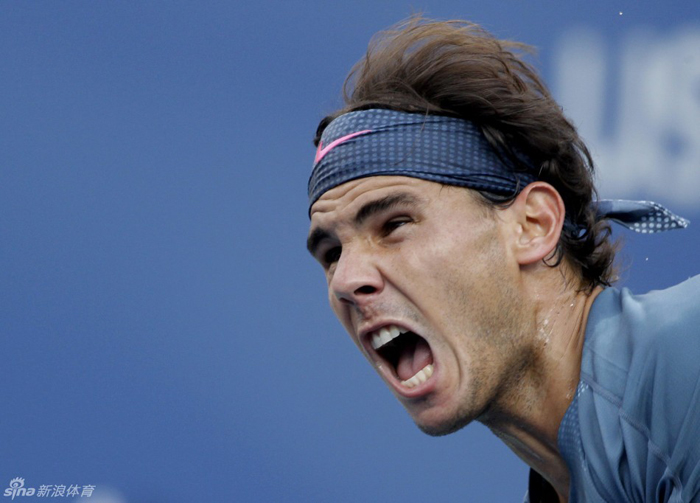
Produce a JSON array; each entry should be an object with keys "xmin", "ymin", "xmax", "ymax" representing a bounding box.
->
[{"xmin": 422, "ymin": 230, "xmax": 508, "ymax": 317}]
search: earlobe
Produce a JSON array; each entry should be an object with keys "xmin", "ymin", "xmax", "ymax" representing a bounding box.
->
[{"xmin": 511, "ymin": 182, "xmax": 565, "ymax": 266}]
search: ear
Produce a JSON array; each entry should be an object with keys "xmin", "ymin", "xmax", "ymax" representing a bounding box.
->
[{"xmin": 508, "ymin": 182, "xmax": 565, "ymax": 266}]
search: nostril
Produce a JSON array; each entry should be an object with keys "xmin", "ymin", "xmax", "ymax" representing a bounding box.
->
[{"xmin": 335, "ymin": 284, "xmax": 378, "ymax": 305}]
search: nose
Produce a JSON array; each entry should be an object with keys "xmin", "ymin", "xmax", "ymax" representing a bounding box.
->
[{"xmin": 330, "ymin": 245, "xmax": 384, "ymax": 306}]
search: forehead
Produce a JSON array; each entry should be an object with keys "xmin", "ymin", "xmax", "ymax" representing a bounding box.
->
[{"xmin": 310, "ymin": 176, "xmax": 440, "ymax": 223}]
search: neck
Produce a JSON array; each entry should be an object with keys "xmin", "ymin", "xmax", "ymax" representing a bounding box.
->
[{"xmin": 479, "ymin": 267, "xmax": 603, "ymax": 501}]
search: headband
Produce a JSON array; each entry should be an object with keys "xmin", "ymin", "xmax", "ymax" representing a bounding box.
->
[{"xmin": 308, "ymin": 109, "xmax": 689, "ymax": 233}]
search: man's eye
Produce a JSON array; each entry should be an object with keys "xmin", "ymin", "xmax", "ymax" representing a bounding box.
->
[
  {"xmin": 383, "ymin": 217, "xmax": 411, "ymax": 235},
  {"xmin": 324, "ymin": 246, "xmax": 341, "ymax": 265}
]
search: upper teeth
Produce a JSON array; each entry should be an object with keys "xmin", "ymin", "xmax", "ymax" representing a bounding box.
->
[{"xmin": 370, "ymin": 324, "xmax": 407, "ymax": 349}]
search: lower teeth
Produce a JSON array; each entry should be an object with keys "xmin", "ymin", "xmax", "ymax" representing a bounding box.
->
[{"xmin": 401, "ymin": 363, "xmax": 434, "ymax": 388}]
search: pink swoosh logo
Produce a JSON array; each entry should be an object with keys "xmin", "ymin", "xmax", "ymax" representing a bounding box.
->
[{"xmin": 315, "ymin": 129, "xmax": 372, "ymax": 164}]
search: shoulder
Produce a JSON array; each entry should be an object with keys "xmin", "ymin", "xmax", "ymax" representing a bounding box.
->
[
  {"xmin": 624, "ymin": 274, "xmax": 700, "ymax": 337},
  {"xmin": 576, "ymin": 275, "xmax": 700, "ymax": 500},
  {"xmin": 581, "ymin": 274, "xmax": 700, "ymax": 410},
  {"xmin": 582, "ymin": 274, "xmax": 700, "ymax": 385}
]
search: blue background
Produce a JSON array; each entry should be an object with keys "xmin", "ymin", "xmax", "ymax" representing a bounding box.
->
[{"xmin": 1, "ymin": 1, "xmax": 698, "ymax": 502}]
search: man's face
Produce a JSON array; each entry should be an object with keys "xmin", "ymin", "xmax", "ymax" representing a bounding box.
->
[{"xmin": 308, "ymin": 176, "xmax": 532, "ymax": 435}]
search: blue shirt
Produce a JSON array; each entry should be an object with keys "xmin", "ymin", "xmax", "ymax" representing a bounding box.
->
[{"xmin": 526, "ymin": 276, "xmax": 700, "ymax": 503}]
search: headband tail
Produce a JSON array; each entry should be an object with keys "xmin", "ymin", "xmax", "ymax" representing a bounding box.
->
[{"xmin": 596, "ymin": 199, "xmax": 690, "ymax": 233}]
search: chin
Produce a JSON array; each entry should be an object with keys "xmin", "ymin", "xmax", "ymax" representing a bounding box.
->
[{"xmin": 410, "ymin": 407, "xmax": 476, "ymax": 437}]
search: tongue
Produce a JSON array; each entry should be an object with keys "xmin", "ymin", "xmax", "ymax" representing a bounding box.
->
[{"xmin": 396, "ymin": 336, "xmax": 434, "ymax": 381}]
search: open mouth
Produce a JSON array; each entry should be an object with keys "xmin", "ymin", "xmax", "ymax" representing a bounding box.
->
[{"xmin": 369, "ymin": 324, "xmax": 434, "ymax": 389}]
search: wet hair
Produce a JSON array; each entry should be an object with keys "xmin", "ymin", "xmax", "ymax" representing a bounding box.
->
[{"xmin": 314, "ymin": 16, "xmax": 617, "ymax": 289}]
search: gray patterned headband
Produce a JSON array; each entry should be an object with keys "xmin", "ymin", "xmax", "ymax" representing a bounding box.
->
[{"xmin": 308, "ymin": 109, "xmax": 689, "ymax": 233}]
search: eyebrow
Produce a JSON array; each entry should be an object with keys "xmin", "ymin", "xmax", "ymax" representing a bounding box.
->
[
  {"xmin": 307, "ymin": 192, "xmax": 421, "ymax": 256},
  {"xmin": 354, "ymin": 192, "xmax": 420, "ymax": 226}
]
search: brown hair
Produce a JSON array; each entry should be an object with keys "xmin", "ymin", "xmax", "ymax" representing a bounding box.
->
[{"xmin": 314, "ymin": 17, "xmax": 617, "ymax": 289}]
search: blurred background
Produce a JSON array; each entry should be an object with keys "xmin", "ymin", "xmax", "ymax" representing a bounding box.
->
[{"xmin": 1, "ymin": 1, "xmax": 698, "ymax": 501}]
